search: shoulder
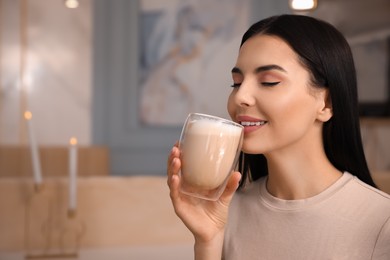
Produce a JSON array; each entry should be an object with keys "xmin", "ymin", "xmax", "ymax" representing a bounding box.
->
[
  {"xmin": 348, "ymin": 174, "xmax": 390, "ymax": 204},
  {"xmin": 343, "ymin": 173, "xmax": 390, "ymax": 215},
  {"xmin": 372, "ymin": 213, "xmax": 390, "ymax": 259},
  {"xmin": 343, "ymin": 174, "xmax": 390, "ymax": 258}
]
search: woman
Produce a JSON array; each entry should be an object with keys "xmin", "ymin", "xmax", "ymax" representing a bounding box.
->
[{"xmin": 167, "ymin": 14, "xmax": 390, "ymax": 259}]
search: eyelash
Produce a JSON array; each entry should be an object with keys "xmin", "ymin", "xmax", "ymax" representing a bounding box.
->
[
  {"xmin": 230, "ymin": 82, "xmax": 280, "ymax": 88},
  {"xmin": 230, "ymin": 83, "xmax": 241, "ymax": 88},
  {"xmin": 262, "ymin": 82, "xmax": 280, "ymax": 87}
]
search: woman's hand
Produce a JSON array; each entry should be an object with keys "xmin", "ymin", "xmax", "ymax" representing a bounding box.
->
[{"xmin": 167, "ymin": 142, "xmax": 241, "ymax": 244}]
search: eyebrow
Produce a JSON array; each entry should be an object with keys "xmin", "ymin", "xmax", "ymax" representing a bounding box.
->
[{"xmin": 231, "ymin": 64, "xmax": 287, "ymax": 74}]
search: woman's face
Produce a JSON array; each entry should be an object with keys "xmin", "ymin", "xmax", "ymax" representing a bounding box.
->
[{"xmin": 227, "ymin": 34, "xmax": 329, "ymax": 155}]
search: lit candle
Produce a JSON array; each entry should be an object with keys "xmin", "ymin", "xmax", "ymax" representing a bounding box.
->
[
  {"xmin": 24, "ymin": 111, "xmax": 42, "ymax": 191},
  {"xmin": 68, "ymin": 137, "xmax": 78, "ymax": 216}
]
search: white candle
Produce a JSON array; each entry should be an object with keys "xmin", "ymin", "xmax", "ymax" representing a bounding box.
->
[
  {"xmin": 24, "ymin": 111, "xmax": 42, "ymax": 189},
  {"xmin": 68, "ymin": 137, "xmax": 78, "ymax": 215}
]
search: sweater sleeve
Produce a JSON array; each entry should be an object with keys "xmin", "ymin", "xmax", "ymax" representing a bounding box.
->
[{"xmin": 372, "ymin": 216, "xmax": 390, "ymax": 260}]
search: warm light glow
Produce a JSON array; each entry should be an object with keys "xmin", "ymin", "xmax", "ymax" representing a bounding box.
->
[
  {"xmin": 70, "ymin": 137, "xmax": 78, "ymax": 146},
  {"xmin": 23, "ymin": 73, "xmax": 34, "ymax": 93},
  {"xmin": 289, "ymin": 0, "xmax": 317, "ymax": 11},
  {"xmin": 65, "ymin": 0, "xmax": 79, "ymax": 9},
  {"xmin": 24, "ymin": 111, "xmax": 32, "ymax": 120}
]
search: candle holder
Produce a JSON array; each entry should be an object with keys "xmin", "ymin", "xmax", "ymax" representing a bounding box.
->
[
  {"xmin": 67, "ymin": 209, "xmax": 77, "ymax": 219},
  {"xmin": 24, "ymin": 181, "xmax": 86, "ymax": 259},
  {"xmin": 34, "ymin": 183, "xmax": 44, "ymax": 193}
]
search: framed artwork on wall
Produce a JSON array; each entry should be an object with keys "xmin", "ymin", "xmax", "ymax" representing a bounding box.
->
[{"xmin": 137, "ymin": 0, "xmax": 250, "ymax": 126}]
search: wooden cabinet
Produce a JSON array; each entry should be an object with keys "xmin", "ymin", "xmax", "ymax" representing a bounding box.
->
[{"xmin": 360, "ymin": 118, "xmax": 390, "ymax": 171}]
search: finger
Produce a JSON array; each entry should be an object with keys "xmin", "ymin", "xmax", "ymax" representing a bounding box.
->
[
  {"xmin": 167, "ymin": 157, "xmax": 181, "ymax": 188},
  {"xmin": 167, "ymin": 146, "xmax": 180, "ymax": 175},
  {"xmin": 169, "ymin": 173, "xmax": 181, "ymax": 203},
  {"xmin": 167, "ymin": 145, "xmax": 180, "ymax": 164},
  {"xmin": 219, "ymin": 171, "xmax": 241, "ymax": 204}
]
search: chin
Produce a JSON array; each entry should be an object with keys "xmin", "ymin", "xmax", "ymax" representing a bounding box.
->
[{"xmin": 241, "ymin": 145, "xmax": 264, "ymax": 155}]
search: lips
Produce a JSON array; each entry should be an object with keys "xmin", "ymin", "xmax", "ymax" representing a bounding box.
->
[{"xmin": 237, "ymin": 115, "xmax": 267, "ymax": 133}]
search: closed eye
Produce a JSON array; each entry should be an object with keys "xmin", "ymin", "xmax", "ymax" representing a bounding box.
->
[
  {"xmin": 262, "ymin": 81, "xmax": 280, "ymax": 87},
  {"xmin": 230, "ymin": 83, "xmax": 241, "ymax": 88},
  {"xmin": 231, "ymin": 82, "xmax": 280, "ymax": 88}
]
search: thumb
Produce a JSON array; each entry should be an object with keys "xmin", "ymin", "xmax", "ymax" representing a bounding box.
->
[{"xmin": 219, "ymin": 171, "xmax": 241, "ymax": 204}]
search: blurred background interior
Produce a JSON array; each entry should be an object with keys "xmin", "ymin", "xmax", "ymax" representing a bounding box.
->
[{"xmin": 0, "ymin": 0, "xmax": 389, "ymax": 259}]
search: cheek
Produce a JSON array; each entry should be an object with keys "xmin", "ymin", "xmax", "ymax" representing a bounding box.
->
[
  {"xmin": 270, "ymin": 87, "xmax": 317, "ymax": 121},
  {"xmin": 271, "ymin": 94, "xmax": 319, "ymax": 138}
]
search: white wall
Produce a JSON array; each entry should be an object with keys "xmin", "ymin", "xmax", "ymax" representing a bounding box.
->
[{"xmin": 0, "ymin": 0, "xmax": 92, "ymax": 146}]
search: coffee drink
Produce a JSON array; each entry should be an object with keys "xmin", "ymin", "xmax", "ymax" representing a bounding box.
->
[{"xmin": 179, "ymin": 114, "xmax": 243, "ymax": 199}]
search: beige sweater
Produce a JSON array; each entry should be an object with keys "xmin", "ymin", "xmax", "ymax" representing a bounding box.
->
[{"xmin": 223, "ymin": 172, "xmax": 390, "ymax": 259}]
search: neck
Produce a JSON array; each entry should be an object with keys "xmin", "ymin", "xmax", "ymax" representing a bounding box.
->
[{"xmin": 264, "ymin": 143, "xmax": 342, "ymax": 200}]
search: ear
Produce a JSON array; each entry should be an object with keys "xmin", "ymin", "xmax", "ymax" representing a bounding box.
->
[{"xmin": 316, "ymin": 89, "xmax": 333, "ymax": 122}]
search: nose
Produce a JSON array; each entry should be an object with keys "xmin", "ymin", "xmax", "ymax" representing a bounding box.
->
[{"xmin": 233, "ymin": 81, "xmax": 256, "ymax": 107}]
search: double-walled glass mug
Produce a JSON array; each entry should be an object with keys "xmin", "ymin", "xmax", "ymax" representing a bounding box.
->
[{"xmin": 178, "ymin": 113, "xmax": 244, "ymax": 201}]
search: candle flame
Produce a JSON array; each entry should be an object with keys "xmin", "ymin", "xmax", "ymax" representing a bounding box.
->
[
  {"xmin": 65, "ymin": 0, "xmax": 79, "ymax": 9},
  {"xmin": 24, "ymin": 111, "xmax": 32, "ymax": 120},
  {"xmin": 70, "ymin": 137, "xmax": 78, "ymax": 145}
]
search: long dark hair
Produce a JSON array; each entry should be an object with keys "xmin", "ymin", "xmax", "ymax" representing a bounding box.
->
[{"xmin": 237, "ymin": 14, "xmax": 377, "ymax": 189}]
